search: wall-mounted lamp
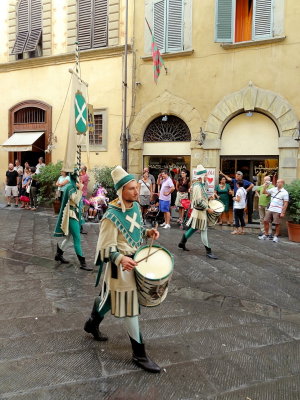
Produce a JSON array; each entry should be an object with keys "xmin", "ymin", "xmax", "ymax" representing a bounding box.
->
[
  {"xmin": 162, "ymin": 115, "xmax": 168, "ymax": 122},
  {"xmin": 245, "ymin": 111, "xmax": 253, "ymax": 117},
  {"xmin": 294, "ymin": 122, "xmax": 300, "ymax": 142}
]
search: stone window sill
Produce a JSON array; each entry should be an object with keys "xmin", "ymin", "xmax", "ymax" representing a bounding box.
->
[
  {"xmin": 221, "ymin": 36, "xmax": 286, "ymax": 49},
  {"xmin": 81, "ymin": 145, "xmax": 107, "ymax": 152},
  {"xmin": 141, "ymin": 49, "xmax": 194, "ymax": 61}
]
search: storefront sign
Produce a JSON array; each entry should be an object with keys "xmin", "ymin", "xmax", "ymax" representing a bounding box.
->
[{"xmin": 192, "ymin": 168, "xmax": 216, "ymax": 196}]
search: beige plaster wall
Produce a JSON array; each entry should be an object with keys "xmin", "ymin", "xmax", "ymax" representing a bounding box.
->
[
  {"xmin": 0, "ymin": 54, "xmax": 132, "ymax": 185},
  {"xmin": 130, "ymin": 0, "xmax": 300, "ymax": 180}
]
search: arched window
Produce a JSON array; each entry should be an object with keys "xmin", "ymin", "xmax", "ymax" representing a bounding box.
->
[
  {"xmin": 143, "ymin": 115, "xmax": 191, "ymax": 142},
  {"xmin": 14, "ymin": 107, "xmax": 45, "ymax": 124}
]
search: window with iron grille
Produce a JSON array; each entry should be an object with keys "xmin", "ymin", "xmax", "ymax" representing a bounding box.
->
[
  {"xmin": 89, "ymin": 113, "xmax": 103, "ymax": 145},
  {"xmin": 14, "ymin": 107, "xmax": 45, "ymax": 124},
  {"xmin": 144, "ymin": 115, "xmax": 191, "ymax": 142},
  {"xmin": 11, "ymin": 0, "xmax": 42, "ymax": 57},
  {"xmin": 77, "ymin": 0, "xmax": 108, "ymax": 51}
]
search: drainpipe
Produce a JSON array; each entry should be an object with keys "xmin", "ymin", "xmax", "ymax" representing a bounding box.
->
[{"xmin": 121, "ymin": 0, "xmax": 129, "ymax": 170}]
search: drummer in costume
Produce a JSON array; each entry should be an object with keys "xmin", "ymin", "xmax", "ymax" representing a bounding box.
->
[
  {"xmin": 84, "ymin": 166, "xmax": 161, "ymax": 373},
  {"xmin": 54, "ymin": 171, "xmax": 92, "ymax": 271},
  {"xmin": 178, "ymin": 164, "xmax": 218, "ymax": 259}
]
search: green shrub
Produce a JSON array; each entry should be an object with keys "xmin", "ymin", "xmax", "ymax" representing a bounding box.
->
[
  {"xmin": 285, "ymin": 179, "xmax": 300, "ymax": 224},
  {"xmin": 36, "ymin": 161, "xmax": 63, "ymax": 205},
  {"xmin": 92, "ymin": 166, "xmax": 117, "ymax": 201}
]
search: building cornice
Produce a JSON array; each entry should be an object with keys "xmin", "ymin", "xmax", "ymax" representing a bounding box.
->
[{"xmin": 0, "ymin": 45, "xmax": 131, "ymax": 73}]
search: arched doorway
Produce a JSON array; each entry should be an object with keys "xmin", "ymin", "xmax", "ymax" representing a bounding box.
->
[
  {"xmin": 143, "ymin": 115, "xmax": 192, "ymax": 182},
  {"xmin": 220, "ymin": 112, "xmax": 279, "ymax": 180},
  {"xmin": 8, "ymin": 100, "xmax": 52, "ymax": 167}
]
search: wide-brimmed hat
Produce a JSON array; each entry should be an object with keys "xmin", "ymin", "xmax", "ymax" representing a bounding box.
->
[
  {"xmin": 195, "ymin": 164, "xmax": 207, "ymax": 176},
  {"xmin": 111, "ymin": 166, "xmax": 135, "ymax": 212}
]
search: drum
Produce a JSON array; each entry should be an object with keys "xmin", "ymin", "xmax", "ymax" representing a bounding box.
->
[
  {"xmin": 207, "ymin": 199, "xmax": 225, "ymax": 226},
  {"xmin": 134, "ymin": 245, "xmax": 174, "ymax": 307}
]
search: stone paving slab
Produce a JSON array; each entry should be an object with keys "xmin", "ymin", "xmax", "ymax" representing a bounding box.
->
[{"xmin": 1, "ymin": 208, "xmax": 300, "ymax": 399}]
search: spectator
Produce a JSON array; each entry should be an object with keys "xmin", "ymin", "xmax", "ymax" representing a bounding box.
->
[
  {"xmin": 138, "ymin": 170, "xmax": 152, "ymax": 221},
  {"xmin": 5, "ymin": 163, "xmax": 19, "ymax": 207},
  {"xmin": 259, "ymin": 179, "xmax": 289, "ymax": 243},
  {"xmin": 232, "ymin": 181, "xmax": 247, "ymax": 235},
  {"xmin": 29, "ymin": 167, "xmax": 39, "ymax": 211},
  {"xmin": 14, "ymin": 159, "xmax": 23, "ymax": 196},
  {"xmin": 142, "ymin": 167, "xmax": 155, "ymax": 195},
  {"xmin": 158, "ymin": 170, "xmax": 175, "ymax": 229},
  {"xmin": 36, "ymin": 157, "xmax": 45, "ymax": 174},
  {"xmin": 56, "ymin": 170, "xmax": 71, "ymax": 203},
  {"xmin": 175, "ymin": 169, "xmax": 190, "ymax": 224},
  {"xmin": 20, "ymin": 168, "xmax": 32, "ymax": 209},
  {"xmin": 80, "ymin": 166, "xmax": 89, "ymax": 201},
  {"xmin": 214, "ymin": 176, "xmax": 232, "ymax": 225},
  {"xmin": 255, "ymin": 175, "xmax": 274, "ymax": 238},
  {"xmin": 220, "ymin": 170, "xmax": 254, "ymax": 223}
]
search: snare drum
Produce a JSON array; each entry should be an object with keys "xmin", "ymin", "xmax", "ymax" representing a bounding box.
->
[
  {"xmin": 207, "ymin": 199, "xmax": 225, "ymax": 226},
  {"xmin": 134, "ymin": 245, "xmax": 174, "ymax": 307}
]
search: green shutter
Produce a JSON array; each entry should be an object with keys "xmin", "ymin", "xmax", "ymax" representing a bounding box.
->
[
  {"xmin": 253, "ymin": 0, "xmax": 273, "ymax": 40},
  {"xmin": 215, "ymin": 0, "xmax": 234, "ymax": 43},
  {"xmin": 153, "ymin": 0, "xmax": 166, "ymax": 52},
  {"xmin": 166, "ymin": 0, "xmax": 184, "ymax": 52}
]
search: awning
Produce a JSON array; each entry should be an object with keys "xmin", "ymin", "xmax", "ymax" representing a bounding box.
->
[{"xmin": 1, "ymin": 131, "xmax": 44, "ymax": 152}]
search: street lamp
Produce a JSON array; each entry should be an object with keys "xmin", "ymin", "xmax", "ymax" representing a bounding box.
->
[{"xmin": 294, "ymin": 122, "xmax": 300, "ymax": 142}]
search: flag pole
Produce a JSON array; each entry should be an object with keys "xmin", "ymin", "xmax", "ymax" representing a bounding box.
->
[{"xmin": 121, "ymin": 0, "xmax": 129, "ymax": 170}]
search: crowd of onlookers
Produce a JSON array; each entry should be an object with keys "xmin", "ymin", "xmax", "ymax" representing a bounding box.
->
[
  {"xmin": 4, "ymin": 160, "xmax": 289, "ymax": 242},
  {"xmin": 5, "ymin": 157, "xmax": 45, "ymax": 210}
]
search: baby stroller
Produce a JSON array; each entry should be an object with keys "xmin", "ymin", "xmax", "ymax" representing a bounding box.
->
[
  {"xmin": 179, "ymin": 198, "xmax": 192, "ymax": 230},
  {"xmin": 144, "ymin": 194, "xmax": 164, "ymax": 227},
  {"xmin": 83, "ymin": 184, "xmax": 109, "ymax": 223}
]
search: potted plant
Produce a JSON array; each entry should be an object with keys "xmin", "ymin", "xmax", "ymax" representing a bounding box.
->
[
  {"xmin": 36, "ymin": 161, "xmax": 63, "ymax": 213},
  {"xmin": 92, "ymin": 165, "xmax": 117, "ymax": 201},
  {"xmin": 285, "ymin": 179, "xmax": 300, "ymax": 243}
]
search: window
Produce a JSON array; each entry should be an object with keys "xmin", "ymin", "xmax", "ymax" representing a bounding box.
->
[
  {"xmin": 215, "ymin": 0, "xmax": 276, "ymax": 43},
  {"xmin": 144, "ymin": 115, "xmax": 191, "ymax": 142},
  {"xmin": 153, "ymin": 0, "xmax": 184, "ymax": 53},
  {"xmin": 77, "ymin": 0, "xmax": 108, "ymax": 51},
  {"xmin": 11, "ymin": 0, "xmax": 42, "ymax": 57},
  {"xmin": 89, "ymin": 110, "xmax": 107, "ymax": 148},
  {"xmin": 14, "ymin": 107, "xmax": 45, "ymax": 124}
]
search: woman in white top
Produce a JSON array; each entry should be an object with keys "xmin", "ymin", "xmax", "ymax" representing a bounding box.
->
[
  {"xmin": 56, "ymin": 170, "xmax": 71, "ymax": 202},
  {"xmin": 138, "ymin": 171, "xmax": 152, "ymax": 220},
  {"xmin": 231, "ymin": 180, "xmax": 247, "ymax": 235}
]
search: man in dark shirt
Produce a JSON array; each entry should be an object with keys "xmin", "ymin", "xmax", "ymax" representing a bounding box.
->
[{"xmin": 5, "ymin": 163, "xmax": 19, "ymax": 207}]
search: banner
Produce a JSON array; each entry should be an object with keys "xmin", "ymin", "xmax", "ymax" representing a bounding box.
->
[
  {"xmin": 63, "ymin": 73, "xmax": 89, "ymax": 172},
  {"xmin": 192, "ymin": 168, "xmax": 216, "ymax": 196}
]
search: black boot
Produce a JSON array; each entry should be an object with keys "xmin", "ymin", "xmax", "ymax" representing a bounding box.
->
[
  {"xmin": 178, "ymin": 234, "xmax": 189, "ymax": 251},
  {"xmin": 84, "ymin": 298, "xmax": 108, "ymax": 341},
  {"xmin": 80, "ymin": 226, "xmax": 87, "ymax": 235},
  {"xmin": 129, "ymin": 336, "xmax": 161, "ymax": 373},
  {"xmin": 54, "ymin": 244, "xmax": 70, "ymax": 264},
  {"xmin": 77, "ymin": 254, "xmax": 93, "ymax": 271},
  {"xmin": 205, "ymin": 246, "xmax": 218, "ymax": 259}
]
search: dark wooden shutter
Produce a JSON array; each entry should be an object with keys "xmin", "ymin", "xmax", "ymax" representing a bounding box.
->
[
  {"xmin": 78, "ymin": 0, "xmax": 93, "ymax": 50},
  {"xmin": 153, "ymin": 0, "xmax": 166, "ymax": 51},
  {"xmin": 215, "ymin": 0, "xmax": 234, "ymax": 43},
  {"xmin": 11, "ymin": 0, "xmax": 30, "ymax": 54},
  {"xmin": 166, "ymin": 0, "xmax": 183, "ymax": 52},
  {"xmin": 253, "ymin": 0, "xmax": 273, "ymax": 40},
  {"xmin": 93, "ymin": 0, "xmax": 108, "ymax": 48},
  {"xmin": 24, "ymin": 0, "xmax": 42, "ymax": 52}
]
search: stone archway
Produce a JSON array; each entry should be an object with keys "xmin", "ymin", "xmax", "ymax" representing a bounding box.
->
[
  {"xmin": 128, "ymin": 90, "xmax": 203, "ymax": 174},
  {"xmin": 204, "ymin": 82, "xmax": 299, "ymax": 182}
]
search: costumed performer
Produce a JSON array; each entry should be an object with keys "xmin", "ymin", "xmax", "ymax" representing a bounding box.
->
[
  {"xmin": 178, "ymin": 164, "xmax": 218, "ymax": 259},
  {"xmin": 54, "ymin": 171, "xmax": 92, "ymax": 271},
  {"xmin": 84, "ymin": 166, "xmax": 161, "ymax": 373}
]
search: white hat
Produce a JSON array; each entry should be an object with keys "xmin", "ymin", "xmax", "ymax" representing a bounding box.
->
[
  {"xmin": 111, "ymin": 166, "xmax": 135, "ymax": 212},
  {"xmin": 195, "ymin": 164, "xmax": 207, "ymax": 176}
]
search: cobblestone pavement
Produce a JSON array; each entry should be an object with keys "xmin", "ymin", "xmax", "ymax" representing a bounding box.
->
[{"xmin": 0, "ymin": 207, "xmax": 299, "ymax": 400}]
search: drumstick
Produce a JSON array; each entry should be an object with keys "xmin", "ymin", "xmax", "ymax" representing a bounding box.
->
[
  {"xmin": 145, "ymin": 222, "xmax": 158, "ymax": 262},
  {"xmin": 136, "ymin": 247, "xmax": 162, "ymax": 264}
]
